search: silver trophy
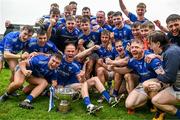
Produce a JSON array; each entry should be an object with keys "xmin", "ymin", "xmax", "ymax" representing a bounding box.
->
[{"xmin": 55, "ymin": 86, "xmax": 77, "ymax": 113}]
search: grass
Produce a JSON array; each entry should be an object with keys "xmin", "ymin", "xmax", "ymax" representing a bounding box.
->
[{"xmin": 0, "ymin": 69, "xmax": 178, "ymax": 120}]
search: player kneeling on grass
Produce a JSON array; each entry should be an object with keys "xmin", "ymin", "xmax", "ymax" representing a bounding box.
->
[{"xmin": 0, "ymin": 53, "xmax": 62, "ymax": 109}]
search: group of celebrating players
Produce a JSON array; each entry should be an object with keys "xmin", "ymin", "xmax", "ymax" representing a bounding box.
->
[{"xmin": 0, "ymin": 0, "xmax": 180, "ymax": 119}]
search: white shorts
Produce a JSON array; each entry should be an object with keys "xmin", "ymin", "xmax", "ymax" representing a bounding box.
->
[
  {"xmin": 135, "ymin": 83, "xmax": 147, "ymax": 96},
  {"xmin": 63, "ymin": 83, "xmax": 82, "ymax": 91},
  {"xmin": 166, "ymin": 86, "xmax": 180, "ymax": 99}
]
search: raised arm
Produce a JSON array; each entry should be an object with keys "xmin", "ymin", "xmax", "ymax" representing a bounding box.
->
[
  {"xmin": 47, "ymin": 18, "xmax": 56, "ymax": 40},
  {"xmin": 119, "ymin": 0, "xmax": 130, "ymax": 17},
  {"xmin": 74, "ymin": 45, "xmax": 100, "ymax": 61},
  {"xmin": 153, "ymin": 20, "xmax": 169, "ymax": 33}
]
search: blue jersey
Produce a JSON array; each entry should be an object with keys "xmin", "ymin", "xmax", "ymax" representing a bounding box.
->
[
  {"xmin": 0, "ymin": 39, "xmax": 4, "ymax": 52},
  {"xmin": 2, "ymin": 32, "xmax": 28, "ymax": 54},
  {"xmin": 26, "ymin": 38, "xmax": 59, "ymax": 54},
  {"xmin": 41, "ymin": 15, "xmax": 62, "ymax": 24},
  {"xmin": 128, "ymin": 54, "xmax": 162, "ymax": 83},
  {"xmin": 44, "ymin": 20, "xmax": 63, "ymax": 47},
  {"xmin": 42, "ymin": 15, "xmax": 50, "ymax": 19},
  {"xmin": 78, "ymin": 31, "xmax": 101, "ymax": 48},
  {"xmin": 113, "ymin": 26, "xmax": 134, "ymax": 47},
  {"xmin": 56, "ymin": 27, "xmax": 80, "ymax": 52},
  {"xmin": 27, "ymin": 55, "xmax": 57, "ymax": 82},
  {"xmin": 96, "ymin": 45, "xmax": 117, "ymax": 60},
  {"xmin": 59, "ymin": 18, "xmax": 66, "ymax": 27},
  {"xmin": 74, "ymin": 60, "xmax": 84, "ymax": 70},
  {"xmin": 101, "ymin": 24, "xmax": 113, "ymax": 32},
  {"xmin": 56, "ymin": 57, "xmax": 81, "ymax": 86},
  {"xmin": 128, "ymin": 12, "xmax": 148, "ymax": 23},
  {"xmin": 94, "ymin": 24, "xmax": 112, "ymax": 33},
  {"xmin": 95, "ymin": 27, "xmax": 104, "ymax": 34},
  {"xmin": 41, "ymin": 15, "xmax": 50, "ymax": 23},
  {"xmin": 44, "ymin": 20, "xmax": 63, "ymax": 35}
]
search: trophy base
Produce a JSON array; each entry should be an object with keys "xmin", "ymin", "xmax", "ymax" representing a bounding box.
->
[{"xmin": 58, "ymin": 100, "xmax": 71, "ymax": 113}]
